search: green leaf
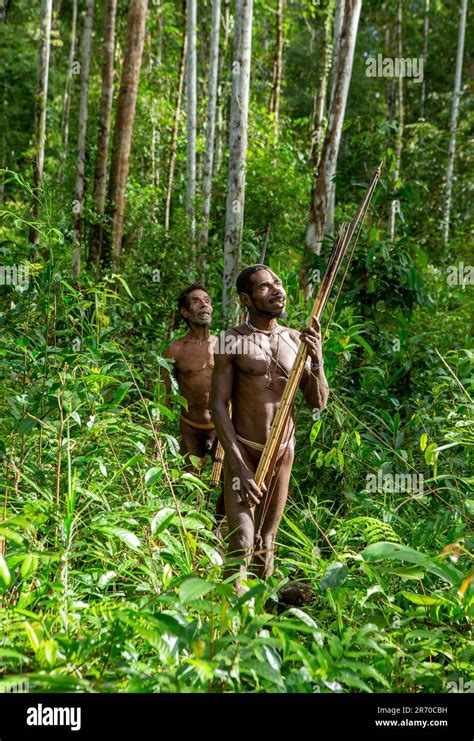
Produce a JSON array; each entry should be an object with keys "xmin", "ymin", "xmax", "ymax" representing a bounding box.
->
[
  {"xmin": 352, "ymin": 333, "xmax": 374, "ymax": 356},
  {"xmin": 420, "ymin": 432, "xmax": 428, "ymax": 452},
  {"xmin": 321, "ymin": 562, "xmax": 348, "ymax": 590},
  {"xmin": 24, "ymin": 622, "xmax": 40, "ymax": 652},
  {"xmin": 113, "ymin": 382, "xmax": 133, "ymax": 405},
  {"xmin": 151, "ymin": 508, "xmax": 176, "ymax": 535},
  {"xmin": 465, "ymin": 499, "xmax": 474, "ymax": 516},
  {"xmin": 424, "ymin": 442, "xmax": 438, "ymax": 465},
  {"xmin": 286, "ymin": 608, "xmax": 319, "ymax": 631},
  {"xmin": 0, "ymin": 555, "xmax": 11, "ymax": 586},
  {"xmin": 145, "ymin": 467, "xmax": 162, "ymax": 488},
  {"xmin": 244, "ymin": 658, "xmax": 284, "ymax": 687},
  {"xmin": 111, "ymin": 274, "xmax": 134, "ymax": 299},
  {"xmin": 388, "ymin": 566, "xmax": 425, "ymax": 580},
  {"xmin": 401, "ymin": 591, "xmax": 444, "ymax": 606},
  {"xmin": 96, "ymin": 526, "xmax": 141, "ymax": 550},
  {"xmin": 179, "ymin": 578, "xmax": 214, "ymax": 603},
  {"xmin": 20, "ymin": 554, "xmax": 38, "ymax": 579},
  {"xmin": 361, "ymin": 542, "xmax": 460, "ymax": 585}
]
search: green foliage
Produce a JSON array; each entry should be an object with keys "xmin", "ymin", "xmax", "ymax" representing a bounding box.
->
[{"xmin": 0, "ymin": 0, "xmax": 472, "ymax": 694}]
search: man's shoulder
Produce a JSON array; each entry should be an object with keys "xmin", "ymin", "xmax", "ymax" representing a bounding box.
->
[
  {"xmin": 226, "ymin": 323, "xmax": 248, "ymax": 337},
  {"xmin": 281, "ymin": 326, "xmax": 300, "ymax": 342},
  {"xmin": 213, "ymin": 324, "xmax": 247, "ymax": 360},
  {"xmin": 164, "ymin": 336, "xmax": 187, "ymax": 357},
  {"xmin": 215, "ymin": 324, "xmax": 248, "ymax": 341}
]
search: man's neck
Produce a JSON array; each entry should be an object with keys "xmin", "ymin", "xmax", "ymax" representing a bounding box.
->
[
  {"xmin": 187, "ymin": 325, "xmax": 210, "ymax": 341},
  {"xmin": 246, "ymin": 313, "xmax": 279, "ymax": 333}
]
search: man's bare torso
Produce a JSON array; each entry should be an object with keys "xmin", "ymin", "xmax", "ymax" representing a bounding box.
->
[
  {"xmin": 227, "ymin": 324, "xmax": 302, "ymax": 445},
  {"xmin": 167, "ymin": 334, "xmax": 217, "ymax": 424}
]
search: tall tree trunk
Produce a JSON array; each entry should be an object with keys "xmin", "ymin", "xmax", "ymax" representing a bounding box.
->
[
  {"xmin": 0, "ymin": 67, "xmax": 6, "ymax": 202},
  {"xmin": 0, "ymin": 0, "xmax": 11, "ymax": 23},
  {"xmin": 61, "ymin": 0, "xmax": 78, "ymax": 155},
  {"xmin": 186, "ymin": 0, "xmax": 197, "ymax": 259},
  {"xmin": 71, "ymin": 0, "xmax": 94, "ymax": 279},
  {"xmin": 151, "ymin": 102, "xmax": 160, "ymax": 191},
  {"xmin": 420, "ymin": 0, "xmax": 430, "ymax": 117},
  {"xmin": 215, "ymin": 0, "xmax": 231, "ymax": 175},
  {"xmin": 302, "ymin": 0, "xmax": 360, "ymax": 284},
  {"xmin": 29, "ymin": 0, "xmax": 53, "ymax": 248},
  {"xmin": 308, "ymin": 0, "xmax": 335, "ymax": 165},
  {"xmin": 93, "ymin": 0, "xmax": 116, "ymax": 215},
  {"xmin": 324, "ymin": 0, "xmax": 345, "ymax": 236},
  {"xmin": 389, "ymin": 0, "xmax": 403, "ymax": 241},
  {"xmin": 222, "ymin": 0, "xmax": 253, "ymax": 319},
  {"xmin": 88, "ymin": 0, "xmax": 117, "ymax": 267},
  {"xmin": 164, "ymin": 2, "xmax": 187, "ymax": 234},
  {"xmin": 200, "ymin": 0, "xmax": 221, "ymax": 250},
  {"xmin": 443, "ymin": 0, "xmax": 468, "ymax": 244},
  {"xmin": 103, "ymin": 0, "xmax": 148, "ymax": 271},
  {"xmin": 384, "ymin": 23, "xmax": 394, "ymax": 120},
  {"xmin": 329, "ymin": 0, "xmax": 345, "ymax": 108},
  {"xmin": 268, "ymin": 0, "xmax": 284, "ymax": 140}
]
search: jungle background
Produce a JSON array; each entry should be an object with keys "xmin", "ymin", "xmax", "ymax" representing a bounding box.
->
[{"xmin": 0, "ymin": 0, "xmax": 473, "ymax": 693}]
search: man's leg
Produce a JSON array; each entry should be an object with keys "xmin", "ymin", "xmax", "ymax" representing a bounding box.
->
[
  {"xmin": 253, "ymin": 445, "xmax": 294, "ymax": 579},
  {"xmin": 222, "ymin": 453, "xmax": 255, "ymax": 596},
  {"xmin": 179, "ymin": 421, "xmax": 208, "ymax": 508},
  {"xmin": 179, "ymin": 419, "xmax": 207, "ymax": 470}
]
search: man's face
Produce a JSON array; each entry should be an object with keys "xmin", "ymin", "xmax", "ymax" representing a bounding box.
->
[
  {"xmin": 245, "ymin": 269, "xmax": 286, "ymax": 317},
  {"xmin": 182, "ymin": 289, "xmax": 213, "ymax": 326}
]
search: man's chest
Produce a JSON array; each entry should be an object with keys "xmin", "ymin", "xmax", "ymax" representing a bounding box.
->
[
  {"xmin": 176, "ymin": 344, "xmax": 215, "ymax": 376},
  {"xmin": 233, "ymin": 330, "xmax": 299, "ymax": 378}
]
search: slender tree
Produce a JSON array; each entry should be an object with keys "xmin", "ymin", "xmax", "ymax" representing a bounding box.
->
[
  {"xmin": 0, "ymin": 67, "xmax": 6, "ymax": 202},
  {"xmin": 164, "ymin": 2, "xmax": 187, "ymax": 233},
  {"xmin": 384, "ymin": 23, "xmax": 394, "ymax": 120},
  {"xmin": 302, "ymin": 0, "xmax": 361, "ymax": 285},
  {"xmin": 186, "ymin": 0, "xmax": 197, "ymax": 257},
  {"xmin": 103, "ymin": 0, "xmax": 148, "ymax": 270},
  {"xmin": 325, "ymin": 0, "xmax": 345, "ymax": 235},
  {"xmin": 71, "ymin": 0, "xmax": 94, "ymax": 278},
  {"xmin": 268, "ymin": 0, "xmax": 284, "ymax": 140},
  {"xmin": 201, "ymin": 0, "xmax": 221, "ymax": 249},
  {"xmin": 308, "ymin": 0, "xmax": 335, "ymax": 165},
  {"xmin": 420, "ymin": 0, "xmax": 430, "ymax": 117},
  {"xmin": 61, "ymin": 0, "xmax": 78, "ymax": 155},
  {"xmin": 222, "ymin": 0, "xmax": 253, "ymax": 318},
  {"xmin": 389, "ymin": 0, "xmax": 403, "ymax": 241},
  {"xmin": 88, "ymin": 0, "xmax": 117, "ymax": 266},
  {"xmin": 29, "ymin": 0, "xmax": 53, "ymax": 247},
  {"xmin": 215, "ymin": 0, "xmax": 231, "ymax": 174},
  {"xmin": 93, "ymin": 0, "xmax": 117, "ymax": 215},
  {"xmin": 0, "ymin": 0, "xmax": 11, "ymax": 22},
  {"xmin": 443, "ymin": 0, "xmax": 468, "ymax": 244}
]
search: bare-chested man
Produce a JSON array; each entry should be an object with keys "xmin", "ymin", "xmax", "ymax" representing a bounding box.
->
[
  {"xmin": 211, "ymin": 265, "xmax": 329, "ymax": 593},
  {"xmin": 163, "ymin": 284, "xmax": 218, "ymax": 472}
]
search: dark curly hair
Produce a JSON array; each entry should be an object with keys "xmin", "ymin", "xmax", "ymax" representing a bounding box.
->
[{"xmin": 236, "ymin": 265, "xmax": 270, "ymax": 296}]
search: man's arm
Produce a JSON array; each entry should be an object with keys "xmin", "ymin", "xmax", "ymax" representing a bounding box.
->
[
  {"xmin": 296, "ymin": 320, "xmax": 330, "ymax": 413},
  {"xmin": 210, "ymin": 334, "xmax": 243, "ymax": 467},
  {"xmin": 162, "ymin": 344, "xmax": 177, "ymax": 409}
]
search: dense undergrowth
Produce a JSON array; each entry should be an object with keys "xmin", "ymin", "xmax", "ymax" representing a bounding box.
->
[{"xmin": 0, "ymin": 198, "xmax": 472, "ymax": 693}]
